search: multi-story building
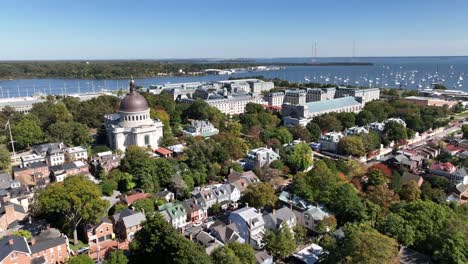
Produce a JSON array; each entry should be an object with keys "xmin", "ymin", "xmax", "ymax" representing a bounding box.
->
[
  {"xmin": 0, "ymin": 97, "xmax": 46, "ymax": 114},
  {"xmin": 306, "ymin": 88, "xmax": 328, "ymax": 102},
  {"xmin": 335, "ymin": 87, "xmax": 380, "ymax": 104},
  {"xmin": 283, "ymin": 90, "xmax": 306, "ymax": 105},
  {"xmin": 182, "ymin": 198, "xmax": 207, "ymax": 223},
  {"xmin": 264, "ymin": 92, "xmax": 285, "ymax": 107},
  {"xmin": 346, "ymin": 126, "xmax": 369, "ymax": 135},
  {"xmin": 243, "ymin": 147, "xmax": 280, "ymax": 170},
  {"xmin": 183, "ymin": 120, "xmax": 219, "ymax": 137},
  {"xmin": 112, "ymin": 208, "xmax": 146, "ymax": 241},
  {"xmin": 282, "ymin": 97, "xmax": 362, "ymax": 127},
  {"xmin": 29, "ymin": 228, "xmax": 70, "ymax": 263},
  {"xmin": 158, "ymin": 203, "xmax": 187, "ymax": 228},
  {"xmin": 12, "ymin": 161, "xmax": 50, "ymax": 188},
  {"xmin": 318, "ymin": 132, "xmax": 344, "ymax": 153},
  {"xmin": 0, "ymin": 236, "xmax": 31, "ymax": 264},
  {"xmin": 64, "ymin": 146, "xmax": 88, "ymax": 161},
  {"xmin": 86, "ymin": 217, "xmax": 115, "ymax": 259},
  {"xmin": 49, "ymin": 161, "xmax": 89, "ymax": 182},
  {"xmin": 262, "ymin": 206, "xmax": 297, "ymax": 232},
  {"xmin": 32, "ymin": 142, "xmax": 66, "ymax": 166},
  {"xmin": 180, "ymin": 93, "xmax": 266, "ymax": 115},
  {"xmin": 400, "ymin": 96, "xmax": 458, "ymax": 107},
  {"xmin": 228, "ymin": 206, "xmax": 265, "ymax": 249},
  {"xmin": 19, "ymin": 154, "xmax": 45, "ymax": 168}
]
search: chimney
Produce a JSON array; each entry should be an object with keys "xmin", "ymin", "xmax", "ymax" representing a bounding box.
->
[
  {"xmin": 273, "ymin": 209, "xmax": 276, "ymax": 215},
  {"xmin": 29, "ymin": 238, "xmax": 36, "ymax": 245},
  {"xmin": 245, "ymin": 203, "xmax": 249, "ymax": 208},
  {"xmin": 8, "ymin": 239, "xmax": 14, "ymax": 245}
]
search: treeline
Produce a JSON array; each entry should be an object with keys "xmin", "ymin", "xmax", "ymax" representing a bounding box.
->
[{"xmin": 0, "ymin": 61, "xmax": 261, "ymax": 79}]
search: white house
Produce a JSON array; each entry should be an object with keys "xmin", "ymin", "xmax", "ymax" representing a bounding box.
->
[{"xmin": 228, "ymin": 206, "xmax": 265, "ymax": 249}]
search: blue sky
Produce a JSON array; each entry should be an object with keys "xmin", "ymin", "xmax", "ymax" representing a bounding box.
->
[{"xmin": 1, "ymin": 0, "xmax": 468, "ymax": 60}]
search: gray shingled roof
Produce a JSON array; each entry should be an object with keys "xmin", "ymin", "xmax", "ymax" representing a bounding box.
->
[
  {"xmin": 30, "ymin": 229, "xmax": 66, "ymax": 254},
  {"xmin": 122, "ymin": 211, "xmax": 146, "ymax": 228},
  {"xmin": 0, "ymin": 236, "xmax": 30, "ymax": 262}
]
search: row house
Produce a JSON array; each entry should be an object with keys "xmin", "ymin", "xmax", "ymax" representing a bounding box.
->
[
  {"xmin": 262, "ymin": 206, "xmax": 297, "ymax": 232},
  {"xmin": 64, "ymin": 146, "xmax": 88, "ymax": 162},
  {"xmin": 158, "ymin": 203, "xmax": 187, "ymax": 229},
  {"xmin": 49, "ymin": 161, "xmax": 89, "ymax": 182},
  {"xmin": 89, "ymin": 151, "xmax": 121, "ymax": 176},
  {"xmin": 228, "ymin": 206, "xmax": 265, "ymax": 249},
  {"xmin": 430, "ymin": 162, "xmax": 467, "ymax": 184},
  {"xmin": 182, "ymin": 198, "xmax": 207, "ymax": 223},
  {"xmin": 85, "ymin": 217, "xmax": 115, "ymax": 259},
  {"xmin": 227, "ymin": 170, "xmax": 260, "ymax": 193},
  {"xmin": 209, "ymin": 221, "xmax": 245, "ymax": 244},
  {"xmin": 12, "ymin": 162, "xmax": 50, "ymax": 189},
  {"xmin": 112, "ymin": 208, "xmax": 146, "ymax": 242}
]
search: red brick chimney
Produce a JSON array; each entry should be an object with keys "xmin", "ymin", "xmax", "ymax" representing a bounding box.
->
[{"xmin": 8, "ymin": 238, "xmax": 14, "ymax": 245}]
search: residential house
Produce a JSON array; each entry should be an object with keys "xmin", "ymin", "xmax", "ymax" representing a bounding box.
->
[
  {"xmin": 0, "ymin": 200, "xmax": 28, "ymax": 232},
  {"xmin": 227, "ymin": 183, "xmax": 241, "ymax": 203},
  {"xmin": 32, "ymin": 142, "xmax": 66, "ymax": 166},
  {"xmin": 450, "ymin": 167, "xmax": 468, "ymax": 184},
  {"xmin": 166, "ymin": 144, "xmax": 185, "ymax": 158},
  {"xmin": 12, "ymin": 162, "xmax": 49, "ymax": 188},
  {"xmin": 193, "ymin": 231, "xmax": 223, "ymax": 255},
  {"xmin": 385, "ymin": 153, "xmax": 418, "ymax": 171},
  {"xmin": 112, "ymin": 208, "xmax": 146, "ymax": 241},
  {"xmin": 182, "ymin": 198, "xmax": 207, "ymax": 223},
  {"xmin": 227, "ymin": 170, "xmax": 260, "ymax": 193},
  {"xmin": 243, "ymin": 148, "xmax": 280, "ymax": 170},
  {"xmin": 318, "ymin": 132, "xmax": 344, "ymax": 153},
  {"xmin": 89, "ymin": 151, "xmax": 121, "ymax": 176},
  {"xmin": 192, "ymin": 188, "xmax": 217, "ymax": 210},
  {"xmin": 0, "ymin": 236, "xmax": 31, "ymax": 264},
  {"xmin": 85, "ymin": 217, "xmax": 114, "ymax": 259},
  {"xmin": 401, "ymin": 172, "xmax": 424, "ymax": 187},
  {"xmin": 120, "ymin": 192, "xmax": 151, "ymax": 206},
  {"xmin": 255, "ymin": 250, "xmax": 274, "ymax": 264},
  {"xmin": 49, "ymin": 161, "xmax": 89, "ymax": 182},
  {"xmin": 209, "ymin": 221, "xmax": 245, "ymax": 244},
  {"xmin": 368, "ymin": 121, "xmax": 385, "ymax": 132},
  {"xmin": 158, "ymin": 203, "xmax": 187, "ymax": 228},
  {"xmin": 19, "ymin": 154, "xmax": 45, "ymax": 168},
  {"xmin": 155, "ymin": 189, "xmax": 175, "ymax": 202},
  {"xmin": 155, "ymin": 147, "xmax": 173, "ymax": 158},
  {"xmin": 64, "ymin": 146, "xmax": 88, "ymax": 162},
  {"xmin": 429, "ymin": 162, "xmax": 457, "ymax": 181},
  {"xmin": 293, "ymin": 243, "xmax": 324, "ymax": 264},
  {"xmin": 29, "ymin": 228, "xmax": 69, "ymax": 263},
  {"xmin": 212, "ymin": 184, "xmax": 231, "ymax": 209},
  {"xmin": 446, "ymin": 178, "xmax": 468, "ymax": 205},
  {"xmin": 385, "ymin": 118, "xmax": 406, "ymax": 127},
  {"xmin": 262, "ymin": 206, "xmax": 296, "ymax": 232},
  {"xmin": 228, "ymin": 206, "xmax": 265, "ymax": 249},
  {"xmin": 346, "ymin": 126, "xmax": 369, "ymax": 136},
  {"xmin": 0, "ymin": 171, "xmax": 19, "ymax": 192},
  {"xmin": 278, "ymin": 191, "xmax": 332, "ymax": 233},
  {"xmin": 183, "ymin": 120, "xmax": 219, "ymax": 137},
  {"xmin": 443, "ymin": 144, "xmax": 464, "ymax": 156}
]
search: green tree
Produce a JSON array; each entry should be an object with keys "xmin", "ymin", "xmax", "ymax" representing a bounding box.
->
[
  {"xmin": 328, "ymin": 184, "xmax": 368, "ymax": 224},
  {"xmin": 356, "ymin": 110, "xmax": 376, "ymax": 126},
  {"xmin": 70, "ymin": 254, "xmax": 94, "ymax": 264},
  {"xmin": 100, "ymin": 179, "xmax": 117, "ymax": 196},
  {"xmin": 12, "ymin": 229, "xmax": 32, "ymax": 239},
  {"xmin": 12, "ymin": 115, "xmax": 44, "ymax": 149},
  {"xmin": 336, "ymin": 112, "xmax": 356, "ymax": 129},
  {"xmin": 366, "ymin": 169, "xmax": 389, "ymax": 187},
  {"xmin": 326, "ymin": 224, "xmax": 399, "ymax": 264},
  {"xmin": 211, "ymin": 246, "xmax": 241, "ymax": 264},
  {"xmin": 264, "ymin": 225, "xmax": 297, "ymax": 260},
  {"xmin": 316, "ymin": 216, "xmax": 337, "ymax": 234},
  {"xmin": 399, "ymin": 181, "xmax": 421, "ymax": 202},
  {"xmin": 315, "ymin": 114, "xmax": 342, "ymax": 132},
  {"xmin": 225, "ymin": 242, "xmax": 256, "ymax": 264},
  {"xmin": 288, "ymin": 125, "xmax": 312, "ymax": 142},
  {"xmin": 132, "ymin": 198, "xmax": 157, "ymax": 215},
  {"xmin": 306, "ymin": 122, "xmax": 321, "ymax": 141},
  {"xmin": 47, "ymin": 121, "xmax": 93, "ymax": 146},
  {"xmin": 338, "ymin": 136, "xmax": 366, "ymax": 156},
  {"xmin": 130, "ymin": 214, "xmax": 212, "ymax": 264},
  {"xmin": 293, "ymin": 225, "xmax": 308, "ymax": 245},
  {"xmin": 384, "ymin": 121, "xmax": 408, "ymax": 143},
  {"xmin": 104, "ymin": 250, "xmax": 128, "ymax": 264},
  {"xmin": 34, "ymin": 175, "xmax": 109, "ymax": 245},
  {"xmin": 0, "ymin": 144, "xmax": 11, "ymax": 170},
  {"xmin": 462, "ymin": 124, "xmax": 468, "ymax": 139},
  {"xmin": 286, "ymin": 142, "xmax": 313, "ymax": 172},
  {"xmin": 377, "ymin": 212, "xmax": 416, "ymax": 246},
  {"xmin": 242, "ymin": 182, "xmax": 277, "ymax": 209}
]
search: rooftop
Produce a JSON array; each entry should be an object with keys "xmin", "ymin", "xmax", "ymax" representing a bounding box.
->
[{"xmin": 304, "ymin": 96, "xmax": 361, "ymax": 113}]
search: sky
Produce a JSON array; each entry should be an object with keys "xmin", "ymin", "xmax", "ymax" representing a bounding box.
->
[{"xmin": 1, "ymin": 0, "xmax": 468, "ymax": 60}]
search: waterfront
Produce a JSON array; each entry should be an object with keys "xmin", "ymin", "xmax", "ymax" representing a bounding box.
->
[{"xmin": 0, "ymin": 56, "xmax": 467, "ymax": 98}]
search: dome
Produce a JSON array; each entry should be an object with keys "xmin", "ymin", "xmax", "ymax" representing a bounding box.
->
[{"xmin": 119, "ymin": 79, "xmax": 149, "ymax": 112}]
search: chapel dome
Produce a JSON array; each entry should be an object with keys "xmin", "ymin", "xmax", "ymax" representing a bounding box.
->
[{"xmin": 119, "ymin": 79, "xmax": 149, "ymax": 112}]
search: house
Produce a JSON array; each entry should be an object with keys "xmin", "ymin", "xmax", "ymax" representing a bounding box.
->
[
  {"xmin": 182, "ymin": 198, "xmax": 207, "ymax": 223},
  {"xmin": 243, "ymin": 148, "xmax": 280, "ymax": 170},
  {"xmin": 262, "ymin": 206, "xmax": 296, "ymax": 231},
  {"xmin": 64, "ymin": 146, "xmax": 88, "ymax": 162},
  {"xmin": 450, "ymin": 168, "xmax": 468, "ymax": 184},
  {"xmin": 293, "ymin": 243, "xmax": 324, "ymax": 264},
  {"xmin": 429, "ymin": 162, "xmax": 456, "ymax": 177},
  {"xmin": 346, "ymin": 126, "xmax": 369, "ymax": 136},
  {"xmin": 228, "ymin": 206, "xmax": 265, "ymax": 249},
  {"xmin": 183, "ymin": 120, "xmax": 219, "ymax": 137},
  {"xmin": 0, "ymin": 171, "xmax": 18, "ymax": 192},
  {"xmin": 401, "ymin": 172, "xmax": 424, "ymax": 187},
  {"xmin": 443, "ymin": 144, "xmax": 464, "ymax": 156},
  {"xmin": 49, "ymin": 161, "xmax": 89, "ymax": 182},
  {"xmin": 155, "ymin": 189, "xmax": 175, "ymax": 202},
  {"xmin": 89, "ymin": 151, "xmax": 121, "ymax": 176},
  {"xmin": 446, "ymin": 178, "xmax": 468, "ymax": 205},
  {"xmin": 155, "ymin": 147, "xmax": 173, "ymax": 158},
  {"xmin": 227, "ymin": 170, "xmax": 260, "ymax": 193},
  {"xmin": 0, "ymin": 201, "xmax": 28, "ymax": 232},
  {"xmin": 85, "ymin": 217, "xmax": 114, "ymax": 258},
  {"xmin": 112, "ymin": 208, "xmax": 146, "ymax": 241},
  {"xmin": 158, "ymin": 203, "xmax": 187, "ymax": 228},
  {"xmin": 19, "ymin": 154, "xmax": 45, "ymax": 168},
  {"xmin": 209, "ymin": 221, "xmax": 245, "ymax": 244},
  {"xmin": 120, "ymin": 192, "xmax": 151, "ymax": 206},
  {"xmin": 193, "ymin": 231, "xmax": 223, "ymax": 255},
  {"xmin": 385, "ymin": 118, "xmax": 406, "ymax": 127},
  {"xmin": 29, "ymin": 228, "xmax": 69, "ymax": 263},
  {"xmin": 12, "ymin": 162, "xmax": 50, "ymax": 188},
  {"xmin": 278, "ymin": 191, "xmax": 332, "ymax": 233},
  {"xmin": 212, "ymin": 184, "xmax": 231, "ymax": 209},
  {"xmin": 318, "ymin": 132, "xmax": 344, "ymax": 153},
  {"xmin": 385, "ymin": 154, "xmax": 418, "ymax": 171},
  {"xmin": 368, "ymin": 122, "xmax": 385, "ymax": 132},
  {"xmin": 166, "ymin": 144, "xmax": 185, "ymax": 158},
  {"xmin": 227, "ymin": 183, "xmax": 241, "ymax": 203},
  {"xmin": 32, "ymin": 142, "xmax": 66, "ymax": 166},
  {"xmin": 192, "ymin": 188, "xmax": 217, "ymax": 210},
  {"xmin": 0, "ymin": 235, "xmax": 31, "ymax": 264},
  {"xmin": 255, "ymin": 250, "xmax": 273, "ymax": 264}
]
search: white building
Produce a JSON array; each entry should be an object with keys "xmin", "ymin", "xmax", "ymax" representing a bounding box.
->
[
  {"xmin": 264, "ymin": 92, "xmax": 285, "ymax": 107},
  {"xmin": 105, "ymin": 79, "xmax": 164, "ymax": 151},
  {"xmin": 64, "ymin": 146, "xmax": 88, "ymax": 161},
  {"xmin": 244, "ymin": 147, "xmax": 280, "ymax": 170},
  {"xmin": 346, "ymin": 126, "xmax": 369, "ymax": 135},
  {"xmin": 318, "ymin": 132, "xmax": 344, "ymax": 153},
  {"xmin": 180, "ymin": 93, "xmax": 266, "ymax": 115},
  {"xmin": 335, "ymin": 87, "xmax": 380, "ymax": 105},
  {"xmin": 284, "ymin": 90, "xmax": 307, "ymax": 105},
  {"xmin": 183, "ymin": 120, "xmax": 219, "ymax": 137},
  {"xmin": 20, "ymin": 154, "xmax": 45, "ymax": 168},
  {"xmin": 228, "ymin": 206, "xmax": 265, "ymax": 249},
  {"xmin": 385, "ymin": 118, "xmax": 407, "ymax": 127}
]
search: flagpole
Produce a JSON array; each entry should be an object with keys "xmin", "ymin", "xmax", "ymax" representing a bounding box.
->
[{"xmin": 6, "ymin": 120, "xmax": 16, "ymax": 159}]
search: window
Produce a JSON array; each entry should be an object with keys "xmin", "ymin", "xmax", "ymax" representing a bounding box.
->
[
  {"xmin": 106, "ymin": 226, "xmax": 109, "ymax": 231},
  {"xmin": 144, "ymin": 135, "xmax": 150, "ymax": 145}
]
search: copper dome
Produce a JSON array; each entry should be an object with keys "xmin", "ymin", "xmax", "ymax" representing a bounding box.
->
[{"xmin": 119, "ymin": 79, "xmax": 149, "ymax": 112}]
